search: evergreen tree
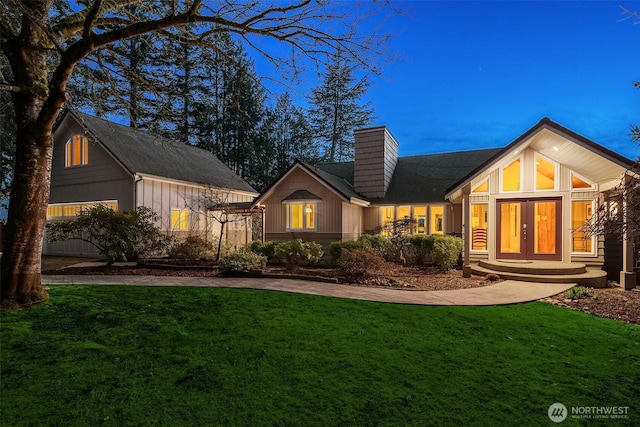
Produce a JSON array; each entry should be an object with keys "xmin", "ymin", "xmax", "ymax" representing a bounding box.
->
[{"xmin": 307, "ymin": 52, "xmax": 374, "ymax": 162}]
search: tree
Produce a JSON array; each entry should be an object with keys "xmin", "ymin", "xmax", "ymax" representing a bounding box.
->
[
  {"xmin": 252, "ymin": 92, "xmax": 317, "ymax": 190},
  {"xmin": 47, "ymin": 205, "xmax": 171, "ymax": 267},
  {"xmin": 307, "ymin": 51, "xmax": 374, "ymax": 162},
  {"xmin": 0, "ymin": 1, "xmax": 392, "ymax": 307}
]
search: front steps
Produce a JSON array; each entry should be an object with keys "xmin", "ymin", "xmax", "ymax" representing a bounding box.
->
[{"xmin": 471, "ymin": 260, "xmax": 608, "ymax": 288}]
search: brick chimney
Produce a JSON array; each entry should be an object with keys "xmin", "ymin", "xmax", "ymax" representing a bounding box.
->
[{"xmin": 353, "ymin": 126, "xmax": 398, "ymax": 199}]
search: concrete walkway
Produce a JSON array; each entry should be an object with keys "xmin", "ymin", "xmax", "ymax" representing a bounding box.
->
[{"xmin": 42, "ymin": 274, "xmax": 575, "ymax": 306}]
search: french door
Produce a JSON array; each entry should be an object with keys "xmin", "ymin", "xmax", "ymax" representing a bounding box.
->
[{"xmin": 496, "ymin": 198, "xmax": 562, "ymax": 261}]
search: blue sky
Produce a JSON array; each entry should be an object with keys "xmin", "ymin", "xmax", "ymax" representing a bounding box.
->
[{"xmin": 366, "ymin": 1, "xmax": 640, "ymax": 159}]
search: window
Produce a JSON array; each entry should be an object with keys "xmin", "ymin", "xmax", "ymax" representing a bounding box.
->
[
  {"xmin": 172, "ymin": 209, "xmax": 189, "ymax": 230},
  {"xmin": 397, "ymin": 206, "xmax": 411, "ymax": 234},
  {"xmin": 414, "ymin": 207, "xmax": 426, "ymax": 234},
  {"xmin": 430, "ymin": 206, "xmax": 444, "ymax": 235},
  {"xmin": 287, "ymin": 202, "xmax": 316, "ymax": 230},
  {"xmin": 571, "ymin": 172, "xmax": 595, "ymax": 190},
  {"xmin": 47, "ymin": 201, "xmax": 117, "ymax": 219},
  {"xmin": 571, "ymin": 200, "xmax": 595, "ymax": 253},
  {"xmin": 535, "ymin": 155, "xmax": 556, "ymax": 191},
  {"xmin": 472, "ymin": 179, "xmax": 489, "ymax": 193},
  {"xmin": 471, "ymin": 204, "xmax": 488, "ymax": 251},
  {"xmin": 501, "ymin": 158, "xmax": 521, "ymax": 192},
  {"xmin": 65, "ymin": 135, "xmax": 89, "ymax": 167}
]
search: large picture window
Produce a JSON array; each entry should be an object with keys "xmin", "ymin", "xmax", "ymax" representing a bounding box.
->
[
  {"xmin": 65, "ymin": 135, "xmax": 89, "ymax": 167},
  {"xmin": 287, "ymin": 202, "xmax": 316, "ymax": 230}
]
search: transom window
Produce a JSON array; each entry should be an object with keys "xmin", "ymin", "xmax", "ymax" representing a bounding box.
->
[
  {"xmin": 287, "ymin": 202, "xmax": 316, "ymax": 230},
  {"xmin": 571, "ymin": 172, "xmax": 595, "ymax": 190},
  {"xmin": 472, "ymin": 179, "xmax": 489, "ymax": 193},
  {"xmin": 535, "ymin": 155, "xmax": 557, "ymax": 191},
  {"xmin": 65, "ymin": 135, "xmax": 89, "ymax": 167},
  {"xmin": 501, "ymin": 158, "xmax": 521, "ymax": 192}
]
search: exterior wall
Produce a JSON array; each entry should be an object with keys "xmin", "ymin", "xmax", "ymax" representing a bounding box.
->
[
  {"xmin": 342, "ymin": 202, "xmax": 363, "ymax": 241},
  {"xmin": 354, "ymin": 127, "xmax": 398, "ymax": 198},
  {"xmin": 45, "ymin": 117, "xmax": 134, "ymax": 256},
  {"xmin": 462, "ymin": 147, "xmax": 606, "ymax": 266},
  {"xmin": 136, "ymin": 177, "xmax": 255, "ymax": 248},
  {"xmin": 263, "ymin": 167, "xmax": 348, "ymax": 254},
  {"xmin": 263, "ymin": 167, "xmax": 344, "ymax": 235}
]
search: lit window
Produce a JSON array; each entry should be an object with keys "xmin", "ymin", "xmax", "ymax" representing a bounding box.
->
[
  {"xmin": 47, "ymin": 201, "xmax": 118, "ymax": 219},
  {"xmin": 172, "ymin": 209, "xmax": 189, "ymax": 230},
  {"xmin": 535, "ymin": 155, "xmax": 556, "ymax": 190},
  {"xmin": 472, "ymin": 179, "xmax": 489, "ymax": 193},
  {"xmin": 380, "ymin": 206, "xmax": 394, "ymax": 234},
  {"xmin": 287, "ymin": 202, "xmax": 316, "ymax": 230},
  {"xmin": 471, "ymin": 204, "xmax": 488, "ymax": 251},
  {"xmin": 571, "ymin": 200, "xmax": 594, "ymax": 253},
  {"xmin": 397, "ymin": 206, "xmax": 411, "ymax": 234},
  {"xmin": 571, "ymin": 172, "xmax": 594, "ymax": 190},
  {"xmin": 502, "ymin": 158, "xmax": 521, "ymax": 192},
  {"xmin": 414, "ymin": 207, "xmax": 426, "ymax": 234},
  {"xmin": 430, "ymin": 206, "xmax": 444, "ymax": 235},
  {"xmin": 65, "ymin": 135, "xmax": 89, "ymax": 167}
]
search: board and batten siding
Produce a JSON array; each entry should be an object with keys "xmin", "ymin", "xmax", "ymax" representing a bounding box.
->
[
  {"xmin": 50, "ymin": 116, "xmax": 134, "ymax": 210},
  {"xmin": 136, "ymin": 177, "xmax": 255, "ymax": 246},
  {"xmin": 263, "ymin": 167, "xmax": 347, "ymax": 246}
]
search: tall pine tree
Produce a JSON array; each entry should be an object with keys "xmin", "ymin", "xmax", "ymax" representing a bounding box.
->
[{"xmin": 307, "ymin": 52, "xmax": 374, "ymax": 163}]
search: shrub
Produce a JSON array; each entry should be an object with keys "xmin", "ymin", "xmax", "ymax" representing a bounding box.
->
[
  {"xmin": 46, "ymin": 205, "xmax": 171, "ymax": 266},
  {"xmin": 249, "ymin": 240, "xmax": 277, "ymax": 262},
  {"xmin": 274, "ymin": 239, "xmax": 323, "ymax": 270},
  {"xmin": 430, "ymin": 235, "xmax": 463, "ymax": 271},
  {"xmin": 358, "ymin": 234, "xmax": 397, "ymax": 262},
  {"xmin": 218, "ymin": 251, "xmax": 266, "ymax": 275},
  {"xmin": 567, "ymin": 286, "xmax": 591, "ymax": 300},
  {"xmin": 409, "ymin": 235, "xmax": 435, "ymax": 265},
  {"xmin": 329, "ymin": 239, "xmax": 371, "ymax": 262},
  {"xmin": 167, "ymin": 235, "xmax": 214, "ymax": 260},
  {"xmin": 339, "ymin": 248, "xmax": 386, "ymax": 279}
]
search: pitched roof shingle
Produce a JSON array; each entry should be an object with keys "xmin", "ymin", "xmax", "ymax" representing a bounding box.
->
[{"xmin": 67, "ymin": 111, "xmax": 256, "ymax": 193}]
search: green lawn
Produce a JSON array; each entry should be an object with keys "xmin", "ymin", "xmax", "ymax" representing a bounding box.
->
[{"xmin": 2, "ymin": 286, "xmax": 639, "ymax": 426}]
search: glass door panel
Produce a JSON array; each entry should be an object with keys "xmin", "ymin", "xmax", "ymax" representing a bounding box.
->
[
  {"xmin": 533, "ymin": 201, "xmax": 556, "ymax": 254},
  {"xmin": 499, "ymin": 202, "xmax": 521, "ymax": 255}
]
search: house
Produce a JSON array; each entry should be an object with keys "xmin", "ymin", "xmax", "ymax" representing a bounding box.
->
[
  {"xmin": 45, "ymin": 110, "xmax": 259, "ymax": 256},
  {"xmin": 254, "ymin": 118, "xmax": 637, "ymax": 287}
]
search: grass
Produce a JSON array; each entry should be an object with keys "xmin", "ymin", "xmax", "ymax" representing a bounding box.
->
[{"xmin": 2, "ymin": 286, "xmax": 639, "ymax": 426}]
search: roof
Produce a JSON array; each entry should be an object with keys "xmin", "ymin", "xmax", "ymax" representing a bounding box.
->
[
  {"xmin": 282, "ymin": 190, "xmax": 323, "ymax": 201},
  {"xmin": 315, "ymin": 148, "xmax": 502, "ymax": 204},
  {"xmin": 61, "ymin": 110, "xmax": 257, "ymax": 194},
  {"xmin": 445, "ymin": 117, "xmax": 635, "ymax": 197}
]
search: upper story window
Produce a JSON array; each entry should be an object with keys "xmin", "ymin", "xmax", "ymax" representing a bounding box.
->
[
  {"xmin": 501, "ymin": 157, "xmax": 521, "ymax": 192},
  {"xmin": 472, "ymin": 179, "xmax": 489, "ymax": 193},
  {"xmin": 535, "ymin": 155, "xmax": 557, "ymax": 191},
  {"xmin": 571, "ymin": 172, "xmax": 595, "ymax": 190},
  {"xmin": 65, "ymin": 135, "xmax": 89, "ymax": 167}
]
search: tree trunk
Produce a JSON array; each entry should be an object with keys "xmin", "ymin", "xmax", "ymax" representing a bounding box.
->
[
  {"xmin": 1, "ymin": 2, "xmax": 65, "ymax": 307},
  {"xmin": 1, "ymin": 122, "xmax": 54, "ymax": 307}
]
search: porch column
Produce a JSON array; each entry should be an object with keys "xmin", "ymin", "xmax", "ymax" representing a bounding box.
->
[
  {"xmin": 462, "ymin": 191, "xmax": 472, "ymax": 278},
  {"xmin": 621, "ymin": 175, "xmax": 637, "ymax": 290}
]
